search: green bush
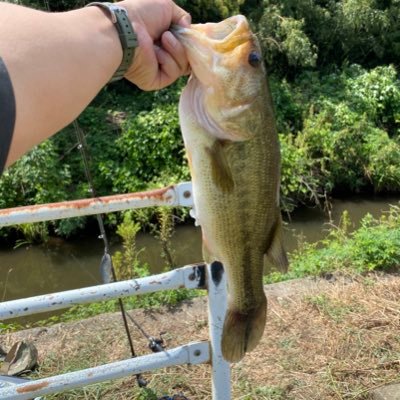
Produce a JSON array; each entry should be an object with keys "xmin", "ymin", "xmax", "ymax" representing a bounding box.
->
[
  {"xmin": 345, "ymin": 65, "xmax": 400, "ymax": 135},
  {"xmin": 278, "ymin": 64, "xmax": 400, "ymax": 206},
  {"xmin": 112, "ymin": 103, "xmax": 187, "ymax": 193},
  {"xmin": 279, "ymin": 133, "xmax": 323, "ymax": 212},
  {"xmin": 256, "ymin": 0, "xmax": 400, "ymax": 71},
  {"xmin": 266, "ymin": 207, "xmax": 400, "ymax": 284}
]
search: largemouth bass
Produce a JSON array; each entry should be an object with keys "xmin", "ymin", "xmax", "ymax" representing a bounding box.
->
[{"xmin": 172, "ymin": 15, "xmax": 288, "ymax": 362}]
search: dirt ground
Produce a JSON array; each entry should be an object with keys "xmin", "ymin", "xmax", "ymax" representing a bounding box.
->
[{"xmin": 2, "ymin": 272, "xmax": 400, "ymax": 399}]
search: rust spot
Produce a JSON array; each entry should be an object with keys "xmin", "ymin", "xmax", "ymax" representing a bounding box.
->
[
  {"xmin": 0, "ymin": 186, "xmax": 174, "ymax": 216},
  {"xmin": 88, "ymin": 372, "xmax": 93, "ymax": 377},
  {"xmin": 149, "ymin": 280, "xmax": 162, "ymax": 285},
  {"xmin": 16, "ymin": 381, "xmax": 49, "ymax": 393}
]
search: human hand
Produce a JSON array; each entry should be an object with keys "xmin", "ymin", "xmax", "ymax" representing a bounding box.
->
[{"xmin": 116, "ymin": 0, "xmax": 191, "ymax": 90}]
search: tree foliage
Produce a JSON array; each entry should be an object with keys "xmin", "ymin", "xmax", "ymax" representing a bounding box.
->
[
  {"xmin": 276, "ymin": 65, "xmax": 400, "ymax": 210},
  {"xmin": 256, "ymin": 0, "xmax": 400, "ymax": 72},
  {"xmin": 13, "ymin": 0, "xmax": 245, "ymax": 21}
]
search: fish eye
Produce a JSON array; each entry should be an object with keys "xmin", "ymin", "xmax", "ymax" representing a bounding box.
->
[{"xmin": 248, "ymin": 51, "xmax": 262, "ymax": 67}]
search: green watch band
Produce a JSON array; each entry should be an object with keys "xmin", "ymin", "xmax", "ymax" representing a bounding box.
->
[{"xmin": 86, "ymin": 2, "xmax": 138, "ymax": 82}]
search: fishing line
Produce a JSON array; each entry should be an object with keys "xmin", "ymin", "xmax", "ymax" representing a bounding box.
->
[
  {"xmin": 73, "ymin": 121, "xmax": 167, "ymax": 382},
  {"xmin": 124, "ymin": 312, "xmax": 165, "ymax": 353},
  {"xmin": 72, "ymin": 120, "xmax": 148, "ymax": 387},
  {"xmin": 69, "ymin": 253, "xmax": 101, "ymax": 283},
  {"xmin": 1, "ymin": 268, "xmax": 12, "ymax": 302},
  {"xmin": 69, "ymin": 251, "xmax": 165, "ymax": 354}
]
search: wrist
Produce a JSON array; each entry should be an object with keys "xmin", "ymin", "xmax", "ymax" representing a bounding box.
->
[
  {"xmin": 86, "ymin": 2, "xmax": 138, "ymax": 82},
  {"xmin": 75, "ymin": 6, "xmax": 123, "ymax": 82}
]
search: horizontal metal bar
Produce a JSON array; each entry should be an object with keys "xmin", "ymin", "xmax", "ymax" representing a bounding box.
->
[
  {"xmin": 0, "ymin": 342, "xmax": 209, "ymax": 400},
  {"xmin": 0, "ymin": 264, "xmax": 205, "ymax": 320},
  {"xmin": 0, "ymin": 377, "xmax": 42, "ymax": 400},
  {"xmin": 0, "ymin": 182, "xmax": 193, "ymax": 227}
]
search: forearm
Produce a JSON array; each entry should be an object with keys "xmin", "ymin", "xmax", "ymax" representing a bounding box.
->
[{"xmin": 0, "ymin": 2, "xmax": 122, "ymax": 166}]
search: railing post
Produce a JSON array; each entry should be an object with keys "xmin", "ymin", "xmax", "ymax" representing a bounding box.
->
[{"xmin": 207, "ymin": 262, "xmax": 231, "ymax": 400}]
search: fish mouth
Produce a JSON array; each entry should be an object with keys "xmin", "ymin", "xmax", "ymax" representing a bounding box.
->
[{"xmin": 170, "ymin": 15, "xmax": 251, "ymax": 52}]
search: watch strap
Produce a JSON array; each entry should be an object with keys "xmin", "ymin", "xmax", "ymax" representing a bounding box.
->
[{"xmin": 86, "ymin": 2, "xmax": 138, "ymax": 82}]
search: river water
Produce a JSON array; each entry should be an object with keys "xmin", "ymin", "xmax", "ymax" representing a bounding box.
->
[{"xmin": 1, "ymin": 196, "xmax": 399, "ymax": 323}]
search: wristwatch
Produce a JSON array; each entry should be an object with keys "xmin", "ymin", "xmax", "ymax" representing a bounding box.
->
[{"xmin": 86, "ymin": 2, "xmax": 138, "ymax": 82}]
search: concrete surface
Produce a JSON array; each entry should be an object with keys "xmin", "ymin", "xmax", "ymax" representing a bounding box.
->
[{"xmin": 370, "ymin": 384, "xmax": 400, "ymax": 400}]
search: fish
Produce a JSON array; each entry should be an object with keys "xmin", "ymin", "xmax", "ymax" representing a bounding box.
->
[{"xmin": 172, "ymin": 15, "xmax": 288, "ymax": 362}]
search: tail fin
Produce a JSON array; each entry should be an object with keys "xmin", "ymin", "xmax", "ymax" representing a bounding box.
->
[{"xmin": 221, "ymin": 296, "xmax": 267, "ymax": 362}]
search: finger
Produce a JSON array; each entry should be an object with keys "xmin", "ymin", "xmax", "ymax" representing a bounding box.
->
[
  {"xmin": 171, "ymin": 2, "xmax": 191, "ymax": 27},
  {"xmin": 124, "ymin": 31, "xmax": 159, "ymax": 90},
  {"xmin": 161, "ymin": 31, "xmax": 189, "ymax": 74},
  {"xmin": 155, "ymin": 46, "xmax": 185, "ymax": 88}
]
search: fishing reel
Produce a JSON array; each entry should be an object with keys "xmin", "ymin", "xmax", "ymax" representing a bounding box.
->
[{"xmin": 148, "ymin": 332, "xmax": 166, "ymax": 353}]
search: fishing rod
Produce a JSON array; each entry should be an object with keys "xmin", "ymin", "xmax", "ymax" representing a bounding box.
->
[
  {"xmin": 73, "ymin": 120, "xmax": 148, "ymax": 388},
  {"xmin": 73, "ymin": 120, "xmax": 169, "ymax": 373}
]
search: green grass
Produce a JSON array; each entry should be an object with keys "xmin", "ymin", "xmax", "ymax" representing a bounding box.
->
[
  {"xmin": 238, "ymin": 378, "xmax": 288, "ymax": 400},
  {"xmin": 265, "ymin": 206, "xmax": 400, "ymax": 285},
  {"xmin": 305, "ymin": 293, "xmax": 364, "ymax": 323}
]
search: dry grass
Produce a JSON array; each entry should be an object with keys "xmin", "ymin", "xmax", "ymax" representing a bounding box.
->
[
  {"xmin": 2, "ymin": 273, "xmax": 400, "ymax": 399},
  {"xmin": 243, "ymin": 274, "xmax": 400, "ymax": 399}
]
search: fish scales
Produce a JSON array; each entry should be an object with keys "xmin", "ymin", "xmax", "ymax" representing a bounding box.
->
[{"xmin": 172, "ymin": 15, "xmax": 288, "ymax": 362}]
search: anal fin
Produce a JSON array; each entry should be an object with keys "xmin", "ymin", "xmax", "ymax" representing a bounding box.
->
[{"xmin": 265, "ymin": 216, "xmax": 289, "ymax": 273}]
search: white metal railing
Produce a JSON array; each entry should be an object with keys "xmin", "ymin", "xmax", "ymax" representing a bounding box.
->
[
  {"xmin": 0, "ymin": 182, "xmax": 193, "ymax": 227},
  {"xmin": 0, "ymin": 182, "xmax": 231, "ymax": 399}
]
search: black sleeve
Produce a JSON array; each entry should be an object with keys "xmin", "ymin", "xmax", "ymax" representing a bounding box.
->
[{"xmin": 0, "ymin": 57, "xmax": 16, "ymax": 174}]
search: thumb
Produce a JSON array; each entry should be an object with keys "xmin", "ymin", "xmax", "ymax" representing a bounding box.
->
[{"xmin": 171, "ymin": 2, "xmax": 191, "ymax": 27}]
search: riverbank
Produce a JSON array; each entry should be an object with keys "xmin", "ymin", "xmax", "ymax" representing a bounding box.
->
[
  {"xmin": 1, "ymin": 195, "xmax": 399, "ymax": 324},
  {"xmin": 2, "ymin": 272, "xmax": 400, "ymax": 399}
]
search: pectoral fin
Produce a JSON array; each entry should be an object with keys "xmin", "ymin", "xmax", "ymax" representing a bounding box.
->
[
  {"xmin": 205, "ymin": 140, "xmax": 234, "ymax": 193},
  {"xmin": 265, "ymin": 216, "xmax": 289, "ymax": 272}
]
